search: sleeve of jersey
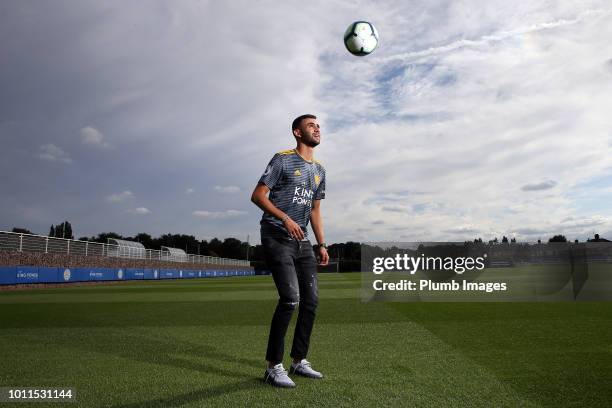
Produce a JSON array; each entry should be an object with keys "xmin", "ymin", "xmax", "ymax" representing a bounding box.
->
[
  {"xmin": 258, "ymin": 154, "xmax": 283, "ymax": 189},
  {"xmin": 314, "ymin": 167, "xmax": 326, "ymax": 200}
]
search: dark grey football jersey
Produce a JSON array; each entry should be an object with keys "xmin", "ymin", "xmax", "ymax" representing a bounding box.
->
[{"xmin": 258, "ymin": 149, "xmax": 326, "ymax": 238}]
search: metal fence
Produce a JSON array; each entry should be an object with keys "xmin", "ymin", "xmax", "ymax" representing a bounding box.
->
[{"xmin": 0, "ymin": 231, "xmax": 250, "ymax": 267}]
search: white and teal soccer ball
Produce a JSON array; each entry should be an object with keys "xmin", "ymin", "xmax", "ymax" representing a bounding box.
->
[{"xmin": 344, "ymin": 21, "xmax": 379, "ymax": 56}]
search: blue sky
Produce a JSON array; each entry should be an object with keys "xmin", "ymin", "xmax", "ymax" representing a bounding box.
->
[{"xmin": 1, "ymin": 0, "xmax": 612, "ymax": 244}]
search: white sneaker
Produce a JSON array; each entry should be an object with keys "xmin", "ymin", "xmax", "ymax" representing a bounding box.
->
[
  {"xmin": 289, "ymin": 359, "xmax": 323, "ymax": 379},
  {"xmin": 263, "ymin": 364, "xmax": 296, "ymax": 388}
]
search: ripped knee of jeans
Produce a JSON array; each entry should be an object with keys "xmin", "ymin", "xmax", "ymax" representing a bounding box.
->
[{"xmin": 280, "ymin": 297, "xmax": 300, "ymax": 309}]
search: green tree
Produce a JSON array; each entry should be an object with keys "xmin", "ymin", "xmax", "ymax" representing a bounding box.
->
[
  {"xmin": 92, "ymin": 232, "xmax": 124, "ymax": 244},
  {"xmin": 134, "ymin": 233, "xmax": 154, "ymax": 248},
  {"xmin": 57, "ymin": 223, "xmax": 64, "ymax": 238},
  {"xmin": 53, "ymin": 221, "xmax": 74, "ymax": 239},
  {"xmin": 208, "ymin": 238, "xmax": 223, "ymax": 257},
  {"xmin": 65, "ymin": 221, "xmax": 73, "ymax": 239},
  {"xmin": 221, "ymin": 238, "xmax": 245, "ymax": 259}
]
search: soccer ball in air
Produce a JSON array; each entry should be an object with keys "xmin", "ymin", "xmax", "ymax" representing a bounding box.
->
[{"xmin": 344, "ymin": 21, "xmax": 379, "ymax": 56}]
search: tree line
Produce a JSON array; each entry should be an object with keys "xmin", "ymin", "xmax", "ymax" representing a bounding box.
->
[
  {"xmin": 469, "ymin": 234, "xmax": 608, "ymax": 244},
  {"xmin": 8, "ymin": 222, "xmax": 609, "ymax": 269},
  {"xmin": 9, "ymin": 222, "xmax": 361, "ymax": 267}
]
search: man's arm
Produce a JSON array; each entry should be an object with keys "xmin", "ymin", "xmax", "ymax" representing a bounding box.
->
[
  {"xmin": 251, "ymin": 183, "xmax": 305, "ymax": 240},
  {"xmin": 310, "ymin": 199, "xmax": 329, "ymax": 265}
]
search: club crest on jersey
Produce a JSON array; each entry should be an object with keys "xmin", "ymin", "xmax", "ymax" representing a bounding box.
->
[
  {"xmin": 314, "ymin": 175, "xmax": 321, "ymax": 186},
  {"xmin": 294, "ymin": 169, "xmax": 301, "ymax": 176}
]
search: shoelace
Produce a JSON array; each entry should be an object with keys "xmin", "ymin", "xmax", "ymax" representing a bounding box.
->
[
  {"xmin": 300, "ymin": 360, "xmax": 312, "ymax": 368},
  {"xmin": 271, "ymin": 365, "xmax": 288, "ymax": 377}
]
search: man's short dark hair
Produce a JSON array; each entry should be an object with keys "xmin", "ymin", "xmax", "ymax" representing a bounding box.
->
[{"xmin": 292, "ymin": 114, "xmax": 317, "ymax": 131}]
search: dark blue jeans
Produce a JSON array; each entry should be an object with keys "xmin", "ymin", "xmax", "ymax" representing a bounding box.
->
[{"xmin": 262, "ymin": 235, "xmax": 318, "ymax": 364}]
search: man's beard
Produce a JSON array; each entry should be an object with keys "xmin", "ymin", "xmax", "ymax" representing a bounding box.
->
[{"xmin": 303, "ymin": 134, "xmax": 320, "ymax": 147}]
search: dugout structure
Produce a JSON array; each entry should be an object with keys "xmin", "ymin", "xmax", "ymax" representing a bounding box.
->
[
  {"xmin": 106, "ymin": 238, "xmax": 146, "ymax": 259},
  {"xmin": 160, "ymin": 246, "xmax": 188, "ymax": 262}
]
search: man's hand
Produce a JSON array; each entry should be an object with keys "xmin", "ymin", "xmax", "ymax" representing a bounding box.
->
[
  {"xmin": 283, "ymin": 216, "xmax": 305, "ymax": 240},
  {"xmin": 252, "ymin": 184, "xmax": 305, "ymax": 241},
  {"xmin": 317, "ymin": 246, "xmax": 329, "ymax": 266}
]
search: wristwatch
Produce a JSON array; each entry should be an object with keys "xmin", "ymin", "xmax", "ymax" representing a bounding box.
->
[{"xmin": 317, "ymin": 243, "xmax": 327, "ymax": 249}]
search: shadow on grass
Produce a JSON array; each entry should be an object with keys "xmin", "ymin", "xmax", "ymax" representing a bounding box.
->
[
  {"xmin": 63, "ymin": 329, "xmax": 271, "ymax": 405},
  {"xmin": 67, "ymin": 329, "xmax": 263, "ymax": 377},
  {"xmin": 111, "ymin": 378, "xmax": 264, "ymax": 408}
]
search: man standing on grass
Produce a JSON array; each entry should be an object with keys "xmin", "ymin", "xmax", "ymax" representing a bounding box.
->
[{"xmin": 251, "ymin": 114, "xmax": 329, "ymax": 388}]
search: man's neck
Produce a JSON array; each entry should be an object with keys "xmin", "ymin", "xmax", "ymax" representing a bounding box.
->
[{"xmin": 295, "ymin": 144, "xmax": 314, "ymax": 162}]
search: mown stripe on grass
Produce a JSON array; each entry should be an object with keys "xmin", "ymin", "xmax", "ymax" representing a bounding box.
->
[{"xmin": 0, "ymin": 322, "xmax": 538, "ymax": 408}]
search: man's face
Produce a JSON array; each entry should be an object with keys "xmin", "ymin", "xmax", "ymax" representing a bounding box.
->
[{"xmin": 295, "ymin": 119, "xmax": 320, "ymax": 147}]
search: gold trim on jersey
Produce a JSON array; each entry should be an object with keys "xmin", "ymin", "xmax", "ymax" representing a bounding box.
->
[{"xmin": 279, "ymin": 148, "xmax": 323, "ymax": 166}]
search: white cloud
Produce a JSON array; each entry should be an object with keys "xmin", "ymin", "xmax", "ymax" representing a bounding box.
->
[
  {"xmin": 560, "ymin": 216, "xmax": 607, "ymax": 229},
  {"xmin": 36, "ymin": 144, "xmax": 72, "ymax": 163},
  {"xmin": 127, "ymin": 207, "xmax": 150, "ymax": 215},
  {"xmin": 444, "ymin": 226, "xmax": 481, "ymax": 234},
  {"xmin": 521, "ymin": 180, "xmax": 557, "ymax": 191},
  {"xmin": 511, "ymin": 227, "xmax": 548, "ymax": 236},
  {"xmin": 192, "ymin": 210, "xmax": 247, "ymax": 219},
  {"xmin": 381, "ymin": 8, "xmax": 612, "ymax": 64},
  {"xmin": 316, "ymin": 1, "xmax": 612, "ymax": 242},
  {"xmin": 106, "ymin": 190, "xmax": 133, "ymax": 203},
  {"xmin": 80, "ymin": 126, "xmax": 110, "ymax": 148},
  {"xmin": 4, "ymin": 1, "xmax": 612, "ymax": 243},
  {"xmin": 214, "ymin": 185, "xmax": 240, "ymax": 194}
]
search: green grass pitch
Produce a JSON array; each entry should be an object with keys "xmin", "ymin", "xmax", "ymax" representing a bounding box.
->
[{"xmin": 1, "ymin": 272, "xmax": 611, "ymax": 407}]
